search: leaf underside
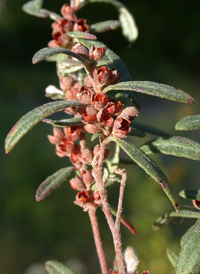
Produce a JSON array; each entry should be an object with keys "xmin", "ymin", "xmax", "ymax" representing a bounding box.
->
[
  {"xmin": 5, "ymin": 100, "xmax": 84, "ymax": 153},
  {"xmin": 42, "ymin": 117, "xmax": 83, "ymax": 127},
  {"xmin": 114, "ymin": 137, "xmax": 179, "ymax": 212},
  {"xmin": 45, "ymin": 260, "xmax": 77, "ymax": 274},
  {"xmin": 175, "ymin": 115, "xmax": 200, "ymax": 131},
  {"xmin": 179, "ymin": 189, "xmax": 200, "ymax": 201},
  {"xmin": 166, "ymin": 249, "xmax": 179, "ymax": 268}
]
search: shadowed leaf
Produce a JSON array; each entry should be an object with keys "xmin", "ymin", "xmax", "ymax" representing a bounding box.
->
[
  {"xmin": 175, "ymin": 115, "xmax": 200, "ymax": 131},
  {"xmin": 45, "ymin": 260, "xmax": 77, "ymax": 274},
  {"xmin": 22, "ymin": 0, "xmax": 61, "ymax": 20},
  {"xmin": 131, "ymin": 120, "xmax": 169, "ymax": 137},
  {"xmin": 140, "ymin": 136, "xmax": 200, "ymax": 161},
  {"xmin": 42, "ymin": 117, "xmax": 83, "ymax": 127},
  {"xmin": 153, "ymin": 210, "xmax": 200, "ymax": 230},
  {"xmin": 90, "ymin": 20, "xmax": 121, "ymax": 32},
  {"xmin": 103, "ymin": 81, "xmax": 196, "ymax": 104},
  {"xmin": 179, "ymin": 189, "xmax": 200, "ymax": 201},
  {"xmin": 174, "ymin": 219, "xmax": 200, "ymax": 274},
  {"xmin": 129, "ymin": 128, "xmax": 146, "ymax": 138},
  {"xmin": 114, "ymin": 137, "xmax": 179, "ymax": 212},
  {"xmin": 36, "ymin": 167, "xmax": 75, "ymax": 202},
  {"xmin": 5, "ymin": 101, "xmax": 84, "ymax": 153},
  {"xmin": 166, "ymin": 249, "xmax": 178, "ymax": 268},
  {"xmin": 105, "ymin": 142, "xmax": 120, "ymax": 173}
]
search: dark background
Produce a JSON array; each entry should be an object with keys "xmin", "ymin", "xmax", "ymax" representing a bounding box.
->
[{"xmin": 1, "ymin": 1, "xmax": 200, "ymax": 273}]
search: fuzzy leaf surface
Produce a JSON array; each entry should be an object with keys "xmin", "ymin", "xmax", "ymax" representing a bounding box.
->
[
  {"xmin": 114, "ymin": 137, "xmax": 179, "ymax": 212},
  {"xmin": 22, "ymin": 0, "xmax": 61, "ymax": 20},
  {"xmin": 45, "ymin": 260, "xmax": 77, "ymax": 274},
  {"xmin": 36, "ymin": 167, "xmax": 75, "ymax": 201},
  {"xmin": 153, "ymin": 210, "xmax": 200, "ymax": 230},
  {"xmin": 5, "ymin": 101, "xmax": 84, "ymax": 153},
  {"xmin": 68, "ymin": 31, "xmax": 97, "ymax": 39},
  {"xmin": 179, "ymin": 189, "xmax": 200, "ymax": 201},
  {"xmin": 166, "ymin": 249, "xmax": 178, "ymax": 268},
  {"xmin": 140, "ymin": 136, "xmax": 200, "ymax": 161},
  {"xmin": 131, "ymin": 120, "xmax": 169, "ymax": 137},
  {"xmin": 175, "ymin": 115, "xmax": 200, "ymax": 131},
  {"xmin": 42, "ymin": 117, "xmax": 83, "ymax": 127},
  {"xmin": 175, "ymin": 219, "xmax": 200, "ymax": 274},
  {"xmin": 90, "ymin": 20, "xmax": 121, "ymax": 32},
  {"xmin": 103, "ymin": 81, "xmax": 196, "ymax": 104}
]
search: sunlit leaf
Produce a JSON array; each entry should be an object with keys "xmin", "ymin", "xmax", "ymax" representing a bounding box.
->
[
  {"xmin": 140, "ymin": 136, "xmax": 200, "ymax": 161},
  {"xmin": 45, "ymin": 260, "xmax": 77, "ymax": 274},
  {"xmin": 90, "ymin": 20, "xmax": 121, "ymax": 32},
  {"xmin": 36, "ymin": 167, "xmax": 75, "ymax": 202},
  {"xmin": 42, "ymin": 117, "xmax": 83, "ymax": 127},
  {"xmin": 166, "ymin": 249, "xmax": 178, "ymax": 268},
  {"xmin": 103, "ymin": 81, "xmax": 196, "ymax": 104},
  {"xmin": 174, "ymin": 219, "xmax": 200, "ymax": 274},
  {"xmin": 179, "ymin": 189, "xmax": 200, "ymax": 201},
  {"xmin": 153, "ymin": 210, "xmax": 200, "ymax": 230},
  {"xmin": 110, "ymin": 204, "xmax": 137, "ymax": 234},
  {"xmin": 5, "ymin": 100, "xmax": 84, "ymax": 153},
  {"xmin": 114, "ymin": 137, "xmax": 179, "ymax": 212},
  {"xmin": 175, "ymin": 115, "xmax": 200, "ymax": 131},
  {"xmin": 131, "ymin": 120, "xmax": 169, "ymax": 137},
  {"xmin": 22, "ymin": 0, "xmax": 61, "ymax": 20},
  {"xmin": 68, "ymin": 31, "xmax": 97, "ymax": 39}
]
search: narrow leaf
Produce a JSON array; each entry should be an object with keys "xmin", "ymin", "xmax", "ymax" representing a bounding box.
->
[
  {"xmin": 114, "ymin": 91, "xmax": 142, "ymax": 110},
  {"xmin": 179, "ymin": 189, "xmax": 200, "ymax": 201},
  {"xmin": 68, "ymin": 31, "xmax": 97, "ymax": 40},
  {"xmin": 5, "ymin": 100, "xmax": 84, "ymax": 153},
  {"xmin": 175, "ymin": 219, "xmax": 200, "ymax": 274},
  {"xmin": 131, "ymin": 120, "xmax": 170, "ymax": 137},
  {"xmin": 103, "ymin": 81, "xmax": 196, "ymax": 104},
  {"xmin": 153, "ymin": 210, "xmax": 200, "ymax": 230},
  {"xmin": 32, "ymin": 47, "xmax": 90, "ymax": 72},
  {"xmin": 42, "ymin": 117, "xmax": 83, "ymax": 127},
  {"xmin": 114, "ymin": 137, "xmax": 179, "ymax": 212},
  {"xmin": 36, "ymin": 167, "xmax": 75, "ymax": 202},
  {"xmin": 45, "ymin": 260, "xmax": 77, "ymax": 274},
  {"xmin": 90, "ymin": 20, "xmax": 121, "ymax": 32},
  {"xmin": 140, "ymin": 136, "xmax": 200, "ymax": 161},
  {"xmin": 22, "ymin": 0, "xmax": 61, "ymax": 20},
  {"xmin": 129, "ymin": 128, "xmax": 146, "ymax": 138},
  {"xmin": 175, "ymin": 115, "xmax": 200, "ymax": 131},
  {"xmin": 110, "ymin": 204, "xmax": 137, "ymax": 234},
  {"xmin": 91, "ymin": 133, "xmax": 103, "ymax": 141},
  {"xmin": 166, "ymin": 249, "xmax": 178, "ymax": 268},
  {"xmin": 105, "ymin": 142, "xmax": 120, "ymax": 173}
]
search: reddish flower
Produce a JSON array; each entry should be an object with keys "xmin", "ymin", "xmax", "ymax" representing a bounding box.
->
[
  {"xmin": 59, "ymin": 76, "xmax": 75, "ymax": 90},
  {"xmin": 56, "ymin": 138, "xmax": 75, "ymax": 157},
  {"xmin": 64, "ymin": 126, "xmax": 83, "ymax": 141},
  {"xmin": 112, "ymin": 117, "xmax": 131, "ymax": 138},
  {"xmin": 82, "ymin": 105, "xmax": 98, "ymax": 123},
  {"xmin": 82, "ymin": 170, "xmax": 94, "ymax": 188},
  {"xmin": 97, "ymin": 107, "xmax": 114, "ymax": 128},
  {"xmin": 76, "ymin": 190, "xmax": 90, "ymax": 203},
  {"xmin": 92, "ymin": 93, "xmax": 109, "ymax": 111},
  {"xmin": 70, "ymin": 144, "xmax": 81, "ymax": 166},
  {"xmin": 66, "ymin": 82, "xmax": 81, "ymax": 100},
  {"xmin": 61, "ymin": 3, "xmax": 76, "ymax": 20},
  {"xmin": 47, "ymin": 127, "xmax": 64, "ymax": 145},
  {"xmin": 93, "ymin": 66, "xmax": 121, "ymax": 87},
  {"xmin": 79, "ymin": 149, "xmax": 94, "ymax": 164},
  {"xmin": 84, "ymin": 123, "xmax": 103, "ymax": 134},
  {"xmin": 69, "ymin": 175, "xmax": 86, "ymax": 191},
  {"xmin": 89, "ymin": 45, "xmax": 106, "ymax": 61},
  {"xmin": 73, "ymin": 43, "xmax": 89, "ymax": 60},
  {"xmin": 73, "ymin": 19, "xmax": 89, "ymax": 32},
  {"xmin": 76, "ymin": 86, "xmax": 93, "ymax": 104}
]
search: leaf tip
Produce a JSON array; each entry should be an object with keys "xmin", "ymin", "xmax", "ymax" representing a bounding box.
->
[{"xmin": 188, "ymin": 96, "xmax": 196, "ymax": 104}]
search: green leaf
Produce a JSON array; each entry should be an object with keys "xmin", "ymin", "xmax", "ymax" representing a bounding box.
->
[
  {"xmin": 129, "ymin": 128, "xmax": 146, "ymax": 138},
  {"xmin": 22, "ymin": 0, "xmax": 61, "ymax": 20},
  {"xmin": 175, "ymin": 115, "xmax": 200, "ymax": 131},
  {"xmin": 131, "ymin": 120, "xmax": 169, "ymax": 137},
  {"xmin": 36, "ymin": 167, "xmax": 75, "ymax": 202},
  {"xmin": 103, "ymin": 81, "xmax": 196, "ymax": 104},
  {"xmin": 174, "ymin": 219, "xmax": 200, "ymax": 274},
  {"xmin": 179, "ymin": 189, "xmax": 200, "ymax": 201},
  {"xmin": 91, "ymin": 133, "xmax": 103, "ymax": 141},
  {"xmin": 114, "ymin": 91, "xmax": 142, "ymax": 110},
  {"xmin": 110, "ymin": 204, "xmax": 137, "ymax": 234},
  {"xmin": 79, "ymin": 0, "xmax": 138, "ymax": 42},
  {"xmin": 140, "ymin": 136, "xmax": 200, "ymax": 161},
  {"xmin": 105, "ymin": 142, "xmax": 120, "ymax": 173},
  {"xmin": 68, "ymin": 31, "xmax": 97, "ymax": 40},
  {"xmin": 45, "ymin": 260, "xmax": 77, "ymax": 274},
  {"xmin": 166, "ymin": 249, "xmax": 178, "ymax": 268},
  {"xmin": 90, "ymin": 20, "xmax": 121, "ymax": 32},
  {"xmin": 42, "ymin": 117, "xmax": 83, "ymax": 127},
  {"xmin": 5, "ymin": 100, "xmax": 84, "ymax": 153},
  {"xmin": 153, "ymin": 210, "xmax": 200, "ymax": 230},
  {"xmin": 32, "ymin": 47, "xmax": 91, "ymax": 72},
  {"xmin": 58, "ymin": 59, "xmax": 84, "ymax": 75},
  {"xmin": 114, "ymin": 137, "xmax": 180, "ymax": 212}
]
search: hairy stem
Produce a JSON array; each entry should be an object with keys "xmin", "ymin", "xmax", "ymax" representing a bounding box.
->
[
  {"xmin": 92, "ymin": 144, "xmax": 126, "ymax": 274},
  {"xmin": 88, "ymin": 208, "xmax": 108, "ymax": 274}
]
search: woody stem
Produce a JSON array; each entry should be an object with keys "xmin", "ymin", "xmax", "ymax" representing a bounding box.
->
[{"xmin": 88, "ymin": 208, "xmax": 108, "ymax": 274}]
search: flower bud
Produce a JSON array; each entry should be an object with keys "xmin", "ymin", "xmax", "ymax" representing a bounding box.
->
[
  {"xmin": 79, "ymin": 149, "xmax": 94, "ymax": 164},
  {"xmin": 76, "ymin": 190, "xmax": 90, "ymax": 203},
  {"xmin": 124, "ymin": 247, "xmax": 140, "ymax": 274},
  {"xmin": 73, "ymin": 43, "xmax": 89, "ymax": 60},
  {"xmin": 82, "ymin": 170, "xmax": 94, "ymax": 188},
  {"xmin": 112, "ymin": 117, "xmax": 131, "ymax": 138},
  {"xmin": 119, "ymin": 106, "xmax": 139, "ymax": 121},
  {"xmin": 64, "ymin": 126, "xmax": 83, "ymax": 141},
  {"xmin": 84, "ymin": 123, "xmax": 103, "ymax": 134},
  {"xmin": 89, "ymin": 45, "xmax": 106, "ymax": 61},
  {"xmin": 69, "ymin": 176, "xmax": 86, "ymax": 191}
]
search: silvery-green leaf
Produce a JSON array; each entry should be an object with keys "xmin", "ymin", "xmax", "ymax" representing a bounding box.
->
[
  {"xmin": 22, "ymin": 0, "xmax": 61, "ymax": 20},
  {"xmin": 36, "ymin": 167, "xmax": 75, "ymax": 202},
  {"xmin": 90, "ymin": 20, "xmax": 121, "ymax": 32},
  {"xmin": 105, "ymin": 142, "xmax": 120, "ymax": 173},
  {"xmin": 140, "ymin": 136, "xmax": 200, "ymax": 161},
  {"xmin": 91, "ymin": 133, "xmax": 103, "ymax": 141},
  {"xmin": 42, "ymin": 117, "xmax": 83, "ymax": 128},
  {"xmin": 103, "ymin": 81, "xmax": 196, "ymax": 104},
  {"xmin": 5, "ymin": 101, "xmax": 84, "ymax": 153},
  {"xmin": 114, "ymin": 137, "xmax": 179, "ymax": 212},
  {"xmin": 179, "ymin": 189, "xmax": 200, "ymax": 201},
  {"xmin": 175, "ymin": 115, "xmax": 200, "ymax": 131},
  {"xmin": 166, "ymin": 249, "xmax": 178, "ymax": 268},
  {"xmin": 68, "ymin": 31, "xmax": 97, "ymax": 40},
  {"xmin": 45, "ymin": 260, "xmax": 77, "ymax": 274}
]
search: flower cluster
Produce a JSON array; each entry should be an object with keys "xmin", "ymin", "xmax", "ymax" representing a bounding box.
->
[{"xmin": 48, "ymin": 3, "xmax": 89, "ymax": 48}]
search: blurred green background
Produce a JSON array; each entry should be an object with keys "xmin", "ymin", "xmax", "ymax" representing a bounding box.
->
[{"xmin": 1, "ymin": 1, "xmax": 200, "ymax": 273}]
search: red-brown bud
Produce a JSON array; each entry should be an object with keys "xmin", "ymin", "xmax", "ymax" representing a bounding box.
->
[
  {"xmin": 70, "ymin": 144, "xmax": 81, "ymax": 166},
  {"xmin": 77, "ymin": 190, "xmax": 90, "ymax": 203},
  {"xmin": 69, "ymin": 176, "xmax": 86, "ymax": 191},
  {"xmin": 92, "ymin": 93, "xmax": 109, "ymax": 111},
  {"xmin": 61, "ymin": 4, "xmax": 76, "ymax": 20},
  {"xmin": 93, "ymin": 66, "xmax": 121, "ymax": 87},
  {"xmin": 84, "ymin": 123, "xmax": 103, "ymax": 134},
  {"xmin": 89, "ymin": 45, "xmax": 106, "ymax": 61},
  {"xmin": 82, "ymin": 105, "xmax": 98, "ymax": 123},
  {"xmin": 73, "ymin": 19, "xmax": 89, "ymax": 32},
  {"xmin": 79, "ymin": 149, "xmax": 94, "ymax": 164},
  {"xmin": 73, "ymin": 43, "xmax": 89, "ymax": 60},
  {"xmin": 82, "ymin": 170, "xmax": 94, "ymax": 188},
  {"xmin": 60, "ymin": 76, "xmax": 75, "ymax": 90},
  {"xmin": 119, "ymin": 106, "xmax": 139, "ymax": 121},
  {"xmin": 112, "ymin": 117, "xmax": 131, "ymax": 138},
  {"xmin": 64, "ymin": 126, "xmax": 83, "ymax": 141},
  {"xmin": 76, "ymin": 86, "xmax": 93, "ymax": 104}
]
